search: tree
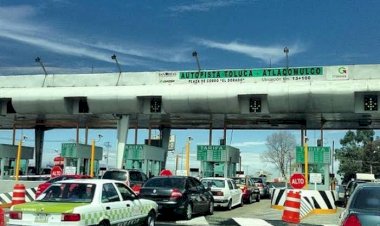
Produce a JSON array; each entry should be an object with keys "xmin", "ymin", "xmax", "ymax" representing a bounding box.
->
[
  {"xmin": 261, "ymin": 131, "xmax": 296, "ymax": 179},
  {"xmin": 335, "ymin": 129, "xmax": 378, "ymax": 183}
]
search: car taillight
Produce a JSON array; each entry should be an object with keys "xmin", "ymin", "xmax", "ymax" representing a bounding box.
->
[
  {"xmin": 9, "ymin": 211, "xmax": 22, "ymax": 219},
  {"xmin": 214, "ymin": 191, "xmax": 224, "ymax": 196},
  {"xmin": 170, "ymin": 188, "xmax": 182, "ymax": 200},
  {"xmin": 342, "ymin": 214, "xmax": 361, "ymax": 226},
  {"xmin": 61, "ymin": 213, "xmax": 81, "ymax": 222}
]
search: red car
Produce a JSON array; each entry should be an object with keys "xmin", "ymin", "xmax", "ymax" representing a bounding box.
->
[{"xmin": 35, "ymin": 174, "xmax": 92, "ymax": 198}]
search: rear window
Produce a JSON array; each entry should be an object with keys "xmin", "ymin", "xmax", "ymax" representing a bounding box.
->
[
  {"xmin": 102, "ymin": 171, "xmax": 127, "ymax": 181},
  {"xmin": 144, "ymin": 177, "xmax": 185, "ymax": 189},
  {"xmin": 38, "ymin": 183, "xmax": 96, "ymax": 203},
  {"xmin": 253, "ymin": 178, "xmax": 263, "ymax": 183},
  {"xmin": 352, "ymin": 187, "xmax": 380, "ymax": 210},
  {"xmin": 232, "ymin": 178, "xmax": 245, "ymax": 185},
  {"xmin": 201, "ymin": 179, "xmax": 225, "ymax": 188}
]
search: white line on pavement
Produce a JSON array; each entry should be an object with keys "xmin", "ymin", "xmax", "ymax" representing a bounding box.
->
[{"xmin": 233, "ymin": 217, "xmax": 274, "ymax": 226}]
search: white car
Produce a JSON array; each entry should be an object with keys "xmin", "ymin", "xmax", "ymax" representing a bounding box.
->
[
  {"xmin": 9, "ymin": 179, "xmax": 158, "ymax": 226},
  {"xmin": 201, "ymin": 177, "xmax": 243, "ymax": 210}
]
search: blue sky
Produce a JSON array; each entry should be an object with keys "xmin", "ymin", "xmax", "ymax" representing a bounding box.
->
[{"xmin": 0, "ymin": 0, "xmax": 379, "ymax": 177}]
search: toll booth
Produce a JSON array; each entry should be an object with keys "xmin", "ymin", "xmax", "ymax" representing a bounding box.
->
[
  {"xmin": 295, "ymin": 146, "xmax": 331, "ymax": 190},
  {"xmin": 60, "ymin": 143, "xmax": 103, "ymax": 176},
  {"xmin": 197, "ymin": 145, "xmax": 240, "ymax": 178},
  {"xmin": 0, "ymin": 144, "xmax": 34, "ymax": 179},
  {"xmin": 123, "ymin": 144, "xmax": 166, "ymax": 177}
]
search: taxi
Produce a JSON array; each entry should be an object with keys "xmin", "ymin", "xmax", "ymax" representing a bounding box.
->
[{"xmin": 8, "ymin": 179, "xmax": 158, "ymax": 226}]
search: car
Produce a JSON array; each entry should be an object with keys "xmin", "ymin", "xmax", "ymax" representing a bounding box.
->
[
  {"xmin": 139, "ymin": 176, "xmax": 214, "ymax": 220},
  {"xmin": 201, "ymin": 177, "xmax": 243, "ymax": 210},
  {"xmin": 252, "ymin": 177, "xmax": 270, "ymax": 198},
  {"xmin": 267, "ymin": 181, "xmax": 289, "ymax": 198},
  {"xmin": 35, "ymin": 174, "xmax": 92, "ymax": 198},
  {"xmin": 339, "ymin": 183, "xmax": 380, "ymax": 226},
  {"xmin": 232, "ymin": 176, "xmax": 260, "ymax": 204},
  {"xmin": 9, "ymin": 179, "xmax": 158, "ymax": 226},
  {"xmin": 101, "ymin": 169, "xmax": 148, "ymax": 194},
  {"xmin": 343, "ymin": 180, "xmax": 367, "ymax": 207},
  {"xmin": 336, "ymin": 184, "xmax": 346, "ymax": 206}
]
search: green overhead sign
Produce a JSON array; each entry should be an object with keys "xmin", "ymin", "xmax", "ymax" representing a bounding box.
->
[
  {"xmin": 296, "ymin": 146, "xmax": 331, "ymax": 164},
  {"xmin": 197, "ymin": 145, "xmax": 226, "ymax": 161},
  {"xmin": 180, "ymin": 67, "xmax": 323, "ymax": 79}
]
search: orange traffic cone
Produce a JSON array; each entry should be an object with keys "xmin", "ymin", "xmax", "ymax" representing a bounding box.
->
[
  {"xmin": 12, "ymin": 184, "xmax": 26, "ymax": 205},
  {"xmin": 282, "ymin": 190, "xmax": 301, "ymax": 224},
  {"xmin": 0, "ymin": 206, "xmax": 5, "ymax": 226}
]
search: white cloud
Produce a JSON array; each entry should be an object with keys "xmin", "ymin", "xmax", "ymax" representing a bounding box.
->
[
  {"xmin": 231, "ymin": 141, "xmax": 266, "ymax": 148},
  {"xmin": 169, "ymin": 0, "xmax": 250, "ymax": 13},
  {"xmin": 195, "ymin": 39, "xmax": 306, "ymax": 63}
]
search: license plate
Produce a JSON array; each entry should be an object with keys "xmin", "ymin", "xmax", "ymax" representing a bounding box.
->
[{"xmin": 35, "ymin": 213, "xmax": 48, "ymax": 223}]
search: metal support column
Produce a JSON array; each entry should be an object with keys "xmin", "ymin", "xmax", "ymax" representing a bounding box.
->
[
  {"xmin": 116, "ymin": 115, "xmax": 130, "ymax": 169},
  {"xmin": 35, "ymin": 125, "xmax": 45, "ymax": 174},
  {"xmin": 160, "ymin": 127, "xmax": 171, "ymax": 170}
]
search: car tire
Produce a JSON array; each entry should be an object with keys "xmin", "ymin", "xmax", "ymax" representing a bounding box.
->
[
  {"xmin": 184, "ymin": 202, "xmax": 193, "ymax": 220},
  {"xmin": 98, "ymin": 220, "xmax": 110, "ymax": 226},
  {"xmin": 226, "ymin": 199, "xmax": 232, "ymax": 210},
  {"xmin": 256, "ymin": 194, "xmax": 260, "ymax": 202},
  {"xmin": 248, "ymin": 194, "xmax": 254, "ymax": 204},
  {"xmin": 144, "ymin": 210, "xmax": 156, "ymax": 226},
  {"xmin": 207, "ymin": 201, "xmax": 214, "ymax": 215}
]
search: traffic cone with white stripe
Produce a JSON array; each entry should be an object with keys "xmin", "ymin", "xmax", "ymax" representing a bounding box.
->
[
  {"xmin": 12, "ymin": 184, "xmax": 26, "ymax": 205},
  {"xmin": 282, "ymin": 190, "xmax": 301, "ymax": 224}
]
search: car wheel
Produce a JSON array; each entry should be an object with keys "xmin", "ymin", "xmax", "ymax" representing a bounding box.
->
[
  {"xmin": 98, "ymin": 220, "xmax": 110, "ymax": 226},
  {"xmin": 184, "ymin": 202, "xmax": 193, "ymax": 220},
  {"xmin": 226, "ymin": 199, "xmax": 232, "ymax": 210},
  {"xmin": 256, "ymin": 194, "xmax": 260, "ymax": 202},
  {"xmin": 144, "ymin": 210, "xmax": 156, "ymax": 226},
  {"xmin": 207, "ymin": 201, "xmax": 214, "ymax": 215},
  {"xmin": 249, "ymin": 194, "xmax": 254, "ymax": 204}
]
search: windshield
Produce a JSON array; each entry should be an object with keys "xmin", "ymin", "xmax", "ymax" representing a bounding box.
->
[{"xmin": 37, "ymin": 183, "xmax": 96, "ymax": 203}]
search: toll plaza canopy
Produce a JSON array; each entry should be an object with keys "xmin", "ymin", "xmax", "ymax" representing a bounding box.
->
[{"xmin": 1, "ymin": 64, "xmax": 380, "ymax": 130}]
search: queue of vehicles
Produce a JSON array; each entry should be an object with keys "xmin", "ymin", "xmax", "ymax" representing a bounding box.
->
[{"xmin": 8, "ymin": 169, "xmax": 269, "ymax": 225}]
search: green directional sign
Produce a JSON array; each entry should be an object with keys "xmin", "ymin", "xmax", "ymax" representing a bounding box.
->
[
  {"xmin": 296, "ymin": 146, "xmax": 331, "ymax": 164},
  {"xmin": 180, "ymin": 67, "xmax": 323, "ymax": 79},
  {"xmin": 197, "ymin": 145, "xmax": 226, "ymax": 161}
]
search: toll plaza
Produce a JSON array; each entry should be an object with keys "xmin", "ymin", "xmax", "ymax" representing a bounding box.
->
[
  {"xmin": 123, "ymin": 144, "xmax": 166, "ymax": 177},
  {"xmin": 295, "ymin": 146, "xmax": 331, "ymax": 190},
  {"xmin": 60, "ymin": 143, "xmax": 103, "ymax": 176},
  {"xmin": 0, "ymin": 144, "xmax": 34, "ymax": 179},
  {"xmin": 197, "ymin": 145, "xmax": 240, "ymax": 178}
]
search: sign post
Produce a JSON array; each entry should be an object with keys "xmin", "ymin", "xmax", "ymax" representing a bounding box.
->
[{"xmin": 290, "ymin": 173, "xmax": 306, "ymax": 189}]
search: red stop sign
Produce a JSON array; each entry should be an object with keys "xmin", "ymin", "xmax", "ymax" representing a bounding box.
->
[
  {"xmin": 290, "ymin": 173, "xmax": 306, "ymax": 189},
  {"xmin": 50, "ymin": 166, "xmax": 63, "ymax": 178}
]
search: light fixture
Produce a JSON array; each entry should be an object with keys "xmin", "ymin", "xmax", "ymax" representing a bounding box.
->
[
  {"xmin": 111, "ymin": 54, "xmax": 122, "ymax": 85},
  {"xmin": 283, "ymin": 47, "xmax": 289, "ymax": 70},
  {"xmin": 192, "ymin": 51, "xmax": 201, "ymax": 72}
]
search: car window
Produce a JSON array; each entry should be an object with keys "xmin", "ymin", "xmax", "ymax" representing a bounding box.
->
[
  {"xmin": 129, "ymin": 171, "xmax": 142, "ymax": 181},
  {"xmin": 227, "ymin": 180, "xmax": 233, "ymax": 189},
  {"xmin": 201, "ymin": 179, "xmax": 225, "ymax": 188},
  {"xmin": 102, "ymin": 171, "xmax": 127, "ymax": 181},
  {"xmin": 186, "ymin": 178, "xmax": 197, "ymax": 190},
  {"xmin": 38, "ymin": 183, "xmax": 95, "ymax": 203},
  {"xmin": 115, "ymin": 182, "xmax": 136, "ymax": 201},
  {"xmin": 144, "ymin": 177, "xmax": 185, "ymax": 189},
  {"xmin": 102, "ymin": 183, "xmax": 120, "ymax": 203},
  {"xmin": 352, "ymin": 187, "xmax": 380, "ymax": 210},
  {"xmin": 192, "ymin": 178, "xmax": 205, "ymax": 191}
]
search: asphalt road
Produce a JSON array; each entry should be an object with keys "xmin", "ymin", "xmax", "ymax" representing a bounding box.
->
[{"xmin": 157, "ymin": 199, "xmax": 343, "ymax": 226}]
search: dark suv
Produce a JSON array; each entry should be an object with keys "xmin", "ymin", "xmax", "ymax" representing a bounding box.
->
[
  {"xmin": 101, "ymin": 169, "xmax": 148, "ymax": 194},
  {"xmin": 139, "ymin": 176, "xmax": 214, "ymax": 220}
]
